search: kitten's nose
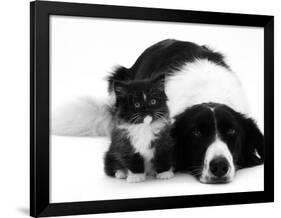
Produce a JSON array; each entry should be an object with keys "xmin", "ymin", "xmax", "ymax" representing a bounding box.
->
[{"xmin": 143, "ymin": 116, "xmax": 152, "ymax": 124}]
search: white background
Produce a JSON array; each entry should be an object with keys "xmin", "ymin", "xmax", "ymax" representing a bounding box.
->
[
  {"xmin": 51, "ymin": 15, "xmax": 264, "ymax": 125},
  {"xmin": 0, "ymin": 0, "xmax": 280, "ymax": 218},
  {"xmin": 50, "ymin": 15, "xmax": 264, "ymax": 202}
]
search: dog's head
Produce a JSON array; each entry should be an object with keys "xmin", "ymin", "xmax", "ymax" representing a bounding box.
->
[{"xmin": 172, "ymin": 103, "xmax": 263, "ymax": 184}]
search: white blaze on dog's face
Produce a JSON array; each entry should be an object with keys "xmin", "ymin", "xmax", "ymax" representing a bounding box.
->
[
  {"xmin": 172, "ymin": 103, "xmax": 263, "ymax": 184},
  {"xmin": 200, "ymin": 136, "xmax": 235, "ymax": 183}
]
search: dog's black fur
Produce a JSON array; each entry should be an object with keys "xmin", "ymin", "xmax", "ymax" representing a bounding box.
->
[
  {"xmin": 108, "ymin": 39, "xmax": 228, "ymax": 92},
  {"xmin": 172, "ymin": 103, "xmax": 263, "ymax": 178}
]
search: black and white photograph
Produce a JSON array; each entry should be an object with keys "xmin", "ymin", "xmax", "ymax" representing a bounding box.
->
[
  {"xmin": 28, "ymin": 1, "xmax": 274, "ymax": 217},
  {"xmin": 1, "ymin": 0, "xmax": 279, "ymax": 218},
  {"xmin": 50, "ymin": 15, "xmax": 265, "ymax": 202}
]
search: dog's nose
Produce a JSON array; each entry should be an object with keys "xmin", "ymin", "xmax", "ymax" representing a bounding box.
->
[{"xmin": 209, "ymin": 157, "xmax": 229, "ymax": 178}]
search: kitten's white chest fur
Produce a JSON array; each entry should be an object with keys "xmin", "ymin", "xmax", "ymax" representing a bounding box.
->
[{"xmin": 119, "ymin": 116, "xmax": 167, "ymax": 173}]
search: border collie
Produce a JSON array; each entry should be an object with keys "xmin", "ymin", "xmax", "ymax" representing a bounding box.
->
[{"xmin": 52, "ymin": 39, "xmax": 264, "ymax": 184}]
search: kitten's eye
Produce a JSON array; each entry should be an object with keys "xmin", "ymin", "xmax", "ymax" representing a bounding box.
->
[
  {"xmin": 134, "ymin": 102, "xmax": 141, "ymax": 108},
  {"xmin": 226, "ymin": 128, "xmax": 236, "ymax": 136},
  {"xmin": 192, "ymin": 128, "xmax": 202, "ymax": 137},
  {"xmin": 150, "ymin": 99, "xmax": 157, "ymax": 105}
]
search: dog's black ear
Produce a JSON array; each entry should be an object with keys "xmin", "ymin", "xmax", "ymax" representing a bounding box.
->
[{"xmin": 238, "ymin": 116, "xmax": 264, "ymax": 168}]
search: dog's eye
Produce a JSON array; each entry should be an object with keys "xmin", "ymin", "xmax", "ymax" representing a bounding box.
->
[
  {"xmin": 192, "ymin": 128, "xmax": 202, "ymax": 137},
  {"xmin": 134, "ymin": 102, "xmax": 141, "ymax": 108},
  {"xmin": 226, "ymin": 128, "xmax": 236, "ymax": 135},
  {"xmin": 150, "ymin": 99, "xmax": 157, "ymax": 105}
]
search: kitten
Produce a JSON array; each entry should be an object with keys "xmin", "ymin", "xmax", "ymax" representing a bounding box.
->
[{"xmin": 104, "ymin": 74, "xmax": 175, "ymax": 183}]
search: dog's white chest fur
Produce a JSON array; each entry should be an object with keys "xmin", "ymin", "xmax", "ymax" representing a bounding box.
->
[{"xmin": 119, "ymin": 117, "xmax": 167, "ymax": 172}]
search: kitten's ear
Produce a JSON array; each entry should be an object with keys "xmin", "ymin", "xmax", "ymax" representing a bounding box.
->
[
  {"xmin": 152, "ymin": 74, "xmax": 165, "ymax": 91},
  {"xmin": 113, "ymin": 80, "xmax": 127, "ymax": 97},
  {"xmin": 108, "ymin": 66, "xmax": 130, "ymax": 93}
]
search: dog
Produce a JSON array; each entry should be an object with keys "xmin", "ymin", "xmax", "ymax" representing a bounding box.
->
[{"xmin": 52, "ymin": 39, "xmax": 264, "ymax": 184}]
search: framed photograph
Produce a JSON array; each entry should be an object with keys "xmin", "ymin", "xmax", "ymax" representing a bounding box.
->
[{"xmin": 30, "ymin": 1, "xmax": 274, "ymax": 217}]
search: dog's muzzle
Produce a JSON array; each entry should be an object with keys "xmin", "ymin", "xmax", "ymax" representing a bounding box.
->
[{"xmin": 199, "ymin": 138, "xmax": 235, "ymax": 184}]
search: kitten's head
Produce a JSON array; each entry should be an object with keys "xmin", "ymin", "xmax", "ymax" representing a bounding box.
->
[{"xmin": 113, "ymin": 74, "xmax": 169, "ymax": 124}]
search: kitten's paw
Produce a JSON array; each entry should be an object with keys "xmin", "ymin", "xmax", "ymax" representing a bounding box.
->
[
  {"xmin": 156, "ymin": 171, "xmax": 174, "ymax": 180},
  {"xmin": 126, "ymin": 173, "xmax": 146, "ymax": 183},
  {"xmin": 115, "ymin": 170, "xmax": 126, "ymax": 179}
]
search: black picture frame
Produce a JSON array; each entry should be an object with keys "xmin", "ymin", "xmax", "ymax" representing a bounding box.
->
[{"xmin": 30, "ymin": 1, "xmax": 274, "ymax": 217}]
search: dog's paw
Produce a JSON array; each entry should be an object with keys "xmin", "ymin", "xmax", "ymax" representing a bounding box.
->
[
  {"xmin": 126, "ymin": 173, "xmax": 146, "ymax": 183},
  {"xmin": 156, "ymin": 171, "xmax": 174, "ymax": 180},
  {"xmin": 147, "ymin": 170, "xmax": 156, "ymax": 177},
  {"xmin": 115, "ymin": 170, "xmax": 126, "ymax": 179}
]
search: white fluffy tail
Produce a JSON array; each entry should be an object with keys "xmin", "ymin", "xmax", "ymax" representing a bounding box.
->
[{"xmin": 51, "ymin": 97, "xmax": 113, "ymax": 137}]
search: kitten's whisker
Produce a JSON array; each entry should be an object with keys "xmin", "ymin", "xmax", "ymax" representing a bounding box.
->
[
  {"xmin": 154, "ymin": 112, "xmax": 169, "ymax": 123},
  {"xmin": 155, "ymin": 112, "xmax": 166, "ymax": 118},
  {"xmin": 134, "ymin": 116, "xmax": 141, "ymax": 124},
  {"xmin": 129, "ymin": 115, "xmax": 138, "ymax": 122},
  {"xmin": 156, "ymin": 111, "xmax": 164, "ymax": 114},
  {"xmin": 129, "ymin": 113, "xmax": 141, "ymax": 123},
  {"xmin": 154, "ymin": 112, "xmax": 164, "ymax": 119},
  {"xmin": 154, "ymin": 114, "xmax": 163, "ymax": 120},
  {"xmin": 136, "ymin": 116, "xmax": 142, "ymax": 124},
  {"xmin": 155, "ymin": 111, "xmax": 165, "ymax": 115}
]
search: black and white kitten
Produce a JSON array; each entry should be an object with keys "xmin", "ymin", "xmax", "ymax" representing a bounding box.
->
[{"xmin": 104, "ymin": 75, "xmax": 174, "ymax": 183}]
